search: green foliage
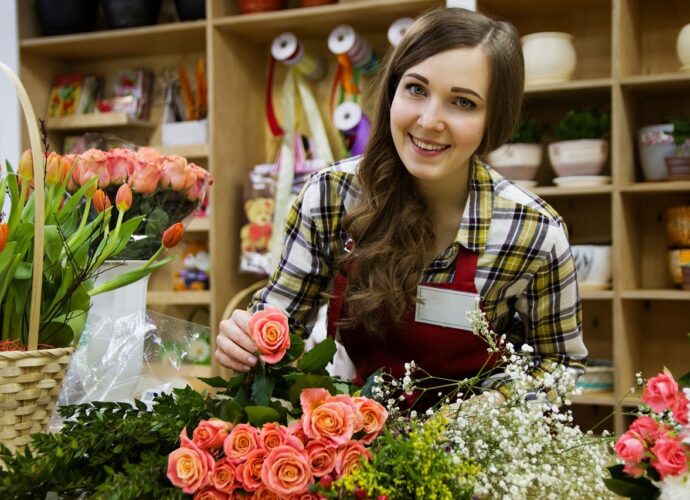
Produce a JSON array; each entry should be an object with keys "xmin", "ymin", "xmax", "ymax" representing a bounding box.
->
[
  {"xmin": 604, "ymin": 464, "xmax": 660, "ymax": 500},
  {"xmin": 669, "ymin": 119, "xmax": 690, "ymax": 156},
  {"xmin": 555, "ymin": 109, "xmax": 611, "ymax": 140},
  {"xmin": 511, "ymin": 118, "xmax": 547, "ymax": 144}
]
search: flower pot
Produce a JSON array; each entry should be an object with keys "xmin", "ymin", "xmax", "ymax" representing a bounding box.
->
[
  {"xmin": 522, "ymin": 32, "xmax": 577, "ymax": 86},
  {"xmin": 664, "ymin": 155, "xmax": 690, "ymax": 181},
  {"xmin": 103, "ymin": 0, "xmax": 163, "ymax": 29},
  {"xmin": 174, "ymin": 0, "xmax": 206, "ymax": 20},
  {"xmin": 570, "ymin": 244, "xmax": 612, "ymax": 290},
  {"xmin": 548, "ymin": 139, "xmax": 608, "ymax": 177},
  {"xmin": 677, "ymin": 23, "xmax": 690, "ymax": 71},
  {"xmin": 667, "ymin": 249, "xmax": 690, "ymax": 286},
  {"xmin": 665, "ymin": 206, "xmax": 690, "ymax": 247},
  {"xmin": 35, "ymin": 0, "xmax": 99, "ymax": 36},
  {"xmin": 487, "ymin": 143, "xmax": 542, "ymax": 181},
  {"xmin": 638, "ymin": 124, "xmax": 674, "ymax": 181},
  {"xmin": 237, "ymin": 0, "xmax": 287, "ymax": 14}
]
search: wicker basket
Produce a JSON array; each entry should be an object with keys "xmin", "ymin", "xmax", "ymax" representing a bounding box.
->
[
  {"xmin": 665, "ymin": 205, "xmax": 690, "ymax": 248},
  {"xmin": 0, "ymin": 62, "xmax": 73, "ymax": 451}
]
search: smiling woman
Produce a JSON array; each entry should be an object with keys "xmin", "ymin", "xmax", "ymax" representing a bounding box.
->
[{"xmin": 217, "ymin": 7, "xmax": 588, "ymax": 409}]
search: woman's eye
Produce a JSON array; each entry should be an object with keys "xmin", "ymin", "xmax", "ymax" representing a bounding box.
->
[
  {"xmin": 406, "ymin": 83, "xmax": 425, "ymax": 96},
  {"xmin": 455, "ymin": 97, "xmax": 476, "ymax": 109}
]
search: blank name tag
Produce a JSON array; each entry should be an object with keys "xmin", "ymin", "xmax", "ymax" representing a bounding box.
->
[{"xmin": 415, "ymin": 285, "xmax": 480, "ymax": 330}]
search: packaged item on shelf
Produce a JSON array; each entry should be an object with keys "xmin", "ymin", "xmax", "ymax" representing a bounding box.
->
[
  {"xmin": 240, "ymin": 163, "xmax": 276, "ymax": 276},
  {"xmin": 161, "ymin": 58, "xmax": 209, "ymax": 146},
  {"xmin": 47, "ymin": 73, "xmax": 101, "ymax": 117},
  {"xmin": 96, "ymin": 68, "xmax": 154, "ymax": 120},
  {"xmin": 173, "ymin": 242, "xmax": 210, "ymax": 291}
]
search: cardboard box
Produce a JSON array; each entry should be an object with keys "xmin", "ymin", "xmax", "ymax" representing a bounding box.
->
[{"xmin": 161, "ymin": 119, "xmax": 208, "ymax": 146}]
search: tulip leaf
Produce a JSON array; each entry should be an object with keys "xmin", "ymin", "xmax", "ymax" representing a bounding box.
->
[
  {"xmin": 39, "ymin": 320, "xmax": 75, "ymax": 349},
  {"xmin": 144, "ymin": 208, "xmax": 168, "ymax": 238},
  {"xmin": 244, "ymin": 406, "xmax": 280, "ymax": 427},
  {"xmin": 57, "ymin": 177, "xmax": 98, "ymax": 223},
  {"xmin": 0, "ymin": 176, "xmax": 6, "ymax": 215},
  {"xmin": 43, "ymin": 226, "xmax": 62, "ymax": 264},
  {"xmin": 87, "ymin": 256, "xmax": 173, "ymax": 297},
  {"xmin": 288, "ymin": 375, "xmax": 336, "ymax": 407},
  {"xmin": 297, "ymin": 337, "xmax": 336, "ymax": 373},
  {"xmin": 251, "ymin": 362, "xmax": 274, "ymax": 407},
  {"xmin": 15, "ymin": 262, "xmax": 33, "ymax": 280},
  {"xmin": 678, "ymin": 371, "xmax": 690, "ymax": 389},
  {"xmin": 0, "ymin": 241, "xmax": 17, "ymax": 275}
]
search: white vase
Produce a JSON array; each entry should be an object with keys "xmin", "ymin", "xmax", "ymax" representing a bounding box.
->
[
  {"xmin": 548, "ymin": 139, "xmax": 608, "ymax": 177},
  {"xmin": 677, "ymin": 23, "xmax": 690, "ymax": 71},
  {"xmin": 638, "ymin": 123, "xmax": 675, "ymax": 181},
  {"xmin": 77, "ymin": 260, "xmax": 150, "ymax": 402},
  {"xmin": 487, "ymin": 143, "xmax": 543, "ymax": 181},
  {"xmin": 522, "ymin": 32, "xmax": 577, "ymax": 86}
]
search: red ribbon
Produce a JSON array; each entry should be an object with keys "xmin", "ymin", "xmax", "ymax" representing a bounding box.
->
[{"xmin": 265, "ymin": 57, "xmax": 284, "ymax": 137}]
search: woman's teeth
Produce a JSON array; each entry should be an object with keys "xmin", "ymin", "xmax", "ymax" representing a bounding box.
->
[{"xmin": 411, "ymin": 136, "xmax": 448, "ymax": 151}]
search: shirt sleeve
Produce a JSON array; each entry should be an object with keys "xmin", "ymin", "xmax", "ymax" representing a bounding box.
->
[
  {"xmin": 485, "ymin": 218, "xmax": 588, "ymax": 401},
  {"xmin": 248, "ymin": 171, "xmax": 340, "ymax": 338}
]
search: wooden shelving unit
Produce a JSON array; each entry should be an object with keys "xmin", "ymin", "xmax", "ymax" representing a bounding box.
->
[
  {"xmin": 17, "ymin": 0, "xmax": 690, "ymax": 434},
  {"xmin": 45, "ymin": 112, "xmax": 156, "ymax": 131}
]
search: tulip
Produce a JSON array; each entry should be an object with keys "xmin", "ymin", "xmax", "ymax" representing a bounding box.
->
[
  {"xmin": 93, "ymin": 190, "xmax": 111, "ymax": 213},
  {"xmin": 17, "ymin": 149, "xmax": 32, "ymax": 182},
  {"xmin": 162, "ymin": 223, "xmax": 184, "ymax": 249},
  {"xmin": 45, "ymin": 152, "xmax": 70, "ymax": 186},
  {"xmin": 116, "ymin": 184, "xmax": 133, "ymax": 212},
  {"xmin": 0, "ymin": 223, "xmax": 8, "ymax": 252}
]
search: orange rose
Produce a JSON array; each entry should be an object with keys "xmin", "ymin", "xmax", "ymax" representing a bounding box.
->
[
  {"xmin": 252, "ymin": 484, "xmax": 282, "ymax": 499},
  {"xmin": 248, "ymin": 307, "xmax": 291, "ymax": 364},
  {"xmin": 353, "ymin": 397, "xmax": 388, "ymax": 444},
  {"xmin": 129, "ymin": 161, "xmax": 162, "ymax": 195},
  {"xmin": 286, "ymin": 421, "xmax": 309, "ymax": 446},
  {"xmin": 193, "ymin": 486, "xmax": 227, "ymax": 500},
  {"xmin": 211, "ymin": 457, "xmax": 238, "ymax": 494},
  {"xmin": 223, "ymin": 423, "xmax": 260, "ymax": 464},
  {"xmin": 193, "ymin": 418, "xmax": 232, "ymax": 451},
  {"xmin": 286, "ymin": 493, "xmax": 320, "ymax": 500},
  {"xmin": 300, "ymin": 388, "xmax": 356, "ymax": 447},
  {"xmin": 305, "ymin": 439, "xmax": 336, "ymax": 477},
  {"xmin": 260, "ymin": 422, "xmax": 288, "ymax": 452},
  {"xmin": 167, "ymin": 428, "xmax": 214, "ymax": 494},
  {"xmin": 78, "ymin": 148, "xmax": 110, "ymax": 188},
  {"xmin": 106, "ymin": 147, "xmax": 137, "ymax": 185},
  {"xmin": 334, "ymin": 440, "xmax": 370, "ymax": 478},
  {"xmin": 238, "ymin": 448, "xmax": 268, "ymax": 491},
  {"xmin": 160, "ymin": 154, "xmax": 189, "ymax": 191},
  {"xmin": 261, "ymin": 445, "xmax": 313, "ymax": 497}
]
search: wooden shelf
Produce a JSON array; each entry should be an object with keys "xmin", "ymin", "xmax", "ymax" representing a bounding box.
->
[
  {"xmin": 621, "ymin": 72, "xmax": 690, "ymax": 93},
  {"xmin": 620, "ymin": 290, "xmax": 690, "ymax": 301},
  {"xmin": 147, "ymin": 290, "xmax": 212, "ymax": 306},
  {"xmin": 532, "ymin": 185, "xmax": 613, "ymax": 197},
  {"xmin": 571, "ymin": 392, "xmax": 615, "ymax": 406},
  {"xmin": 525, "ymin": 78, "xmax": 613, "ymax": 96},
  {"xmin": 149, "ymin": 143, "xmax": 209, "ymax": 159},
  {"xmin": 620, "ymin": 181, "xmax": 690, "ymax": 194},
  {"xmin": 187, "ymin": 217, "xmax": 210, "ymax": 232},
  {"xmin": 580, "ymin": 290, "xmax": 614, "ymax": 300},
  {"xmin": 20, "ymin": 21, "xmax": 207, "ymax": 60},
  {"xmin": 213, "ymin": 0, "xmax": 440, "ymax": 41},
  {"xmin": 46, "ymin": 112, "xmax": 156, "ymax": 131}
]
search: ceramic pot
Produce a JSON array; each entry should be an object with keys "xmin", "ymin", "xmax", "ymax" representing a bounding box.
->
[
  {"xmin": 665, "ymin": 156, "xmax": 690, "ymax": 181},
  {"xmin": 487, "ymin": 143, "xmax": 542, "ymax": 181},
  {"xmin": 174, "ymin": 0, "xmax": 206, "ymax": 20},
  {"xmin": 570, "ymin": 244, "xmax": 612, "ymax": 289},
  {"xmin": 237, "ymin": 0, "xmax": 287, "ymax": 14},
  {"xmin": 665, "ymin": 206, "xmax": 690, "ymax": 247},
  {"xmin": 677, "ymin": 23, "xmax": 690, "ymax": 71},
  {"xmin": 548, "ymin": 139, "xmax": 608, "ymax": 177},
  {"xmin": 103, "ymin": 0, "xmax": 163, "ymax": 29},
  {"xmin": 35, "ymin": 0, "xmax": 98, "ymax": 36},
  {"xmin": 667, "ymin": 249, "xmax": 690, "ymax": 286},
  {"xmin": 522, "ymin": 32, "xmax": 577, "ymax": 86},
  {"xmin": 638, "ymin": 124, "xmax": 674, "ymax": 181}
]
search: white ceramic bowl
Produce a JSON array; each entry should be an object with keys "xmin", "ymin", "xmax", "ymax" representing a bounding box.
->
[
  {"xmin": 487, "ymin": 143, "xmax": 542, "ymax": 181},
  {"xmin": 638, "ymin": 124, "xmax": 674, "ymax": 181},
  {"xmin": 548, "ymin": 139, "xmax": 608, "ymax": 177},
  {"xmin": 522, "ymin": 32, "xmax": 577, "ymax": 86},
  {"xmin": 571, "ymin": 244, "xmax": 612, "ymax": 288},
  {"xmin": 677, "ymin": 23, "xmax": 690, "ymax": 71}
]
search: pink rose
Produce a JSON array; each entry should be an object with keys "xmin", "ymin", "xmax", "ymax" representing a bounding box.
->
[
  {"xmin": 106, "ymin": 148, "xmax": 137, "ymax": 185},
  {"xmin": 629, "ymin": 416, "xmax": 667, "ymax": 443},
  {"xmin": 260, "ymin": 422, "xmax": 288, "ymax": 451},
  {"xmin": 261, "ymin": 445, "xmax": 313, "ymax": 497},
  {"xmin": 238, "ymin": 448, "xmax": 268, "ymax": 491},
  {"xmin": 643, "ymin": 371, "xmax": 679, "ymax": 413},
  {"xmin": 252, "ymin": 484, "xmax": 282, "ymax": 499},
  {"xmin": 211, "ymin": 457, "xmax": 238, "ymax": 494},
  {"xmin": 186, "ymin": 163, "xmax": 213, "ymax": 202},
  {"xmin": 287, "ymin": 421, "xmax": 309, "ymax": 446},
  {"xmin": 78, "ymin": 148, "xmax": 110, "ymax": 188},
  {"xmin": 615, "ymin": 432, "xmax": 646, "ymax": 463},
  {"xmin": 651, "ymin": 437, "xmax": 689, "ymax": 478},
  {"xmin": 193, "ymin": 486, "xmax": 228, "ymax": 500},
  {"xmin": 300, "ymin": 388, "xmax": 355, "ymax": 447},
  {"xmin": 129, "ymin": 161, "xmax": 162, "ymax": 195},
  {"xmin": 335, "ymin": 440, "xmax": 371, "ymax": 478},
  {"xmin": 353, "ymin": 397, "xmax": 388, "ymax": 444},
  {"xmin": 623, "ymin": 461, "xmax": 645, "ymax": 478},
  {"xmin": 286, "ymin": 493, "xmax": 320, "ymax": 500},
  {"xmin": 305, "ymin": 439, "xmax": 337, "ymax": 477},
  {"xmin": 167, "ymin": 428, "xmax": 214, "ymax": 494},
  {"xmin": 160, "ymin": 154, "xmax": 189, "ymax": 192},
  {"xmin": 248, "ymin": 307, "xmax": 291, "ymax": 364},
  {"xmin": 193, "ymin": 419, "xmax": 232, "ymax": 451},
  {"xmin": 136, "ymin": 146, "xmax": 163, "ymax": 164},
  {"xmin": 223, "ymin": 423, "xmax": 260, "ymax": 464},
  {"xmin": 672, "ymin": 392, "xmax": 690, "ymax": 425}
]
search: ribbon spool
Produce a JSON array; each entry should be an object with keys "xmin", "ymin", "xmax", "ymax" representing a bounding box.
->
[
  {"xmin": 387, "ymin": 17, "xmax": 414, "ymax": 46},
  {"xmin": 328, "ymin": 24, "xmax": 379, "ymax": 75},
  {"xmin": 271, "ymin": 32, "xmax": 326, "ymax": 81},
  {"xmin": 333, "ymin": 101, "xmax": 371, "ymax": 156}
]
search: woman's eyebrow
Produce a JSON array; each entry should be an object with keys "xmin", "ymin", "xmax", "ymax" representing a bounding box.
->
[{"xmin": 402, "ymin": 72, "xmax": 484, "ymax": 101}]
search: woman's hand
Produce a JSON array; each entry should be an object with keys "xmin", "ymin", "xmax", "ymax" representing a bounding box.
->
[{"xmin": 215, "ymin": 309, "xmax": 258, "ymax": 372}]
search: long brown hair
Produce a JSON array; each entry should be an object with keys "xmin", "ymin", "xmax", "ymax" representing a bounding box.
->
[{"xmin": 337, "ymin": 8, "xmax": 524, "ymax": 334}]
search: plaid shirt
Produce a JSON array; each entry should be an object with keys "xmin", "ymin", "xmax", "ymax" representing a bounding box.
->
[{"xmin": 251, "ymin": 156, "xmax": 588, "ymax": 398}]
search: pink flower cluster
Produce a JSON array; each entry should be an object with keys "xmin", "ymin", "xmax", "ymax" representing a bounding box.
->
[
  {"xmin": 615, "ymin": 370, "xmax": 690, "ymax": 479},
  {"xmin": 63, "ymin": 147, "xmax": 212, "ymax": 201},
  {"xmin": 167, "ymin": 389, "xmax": 388, "ymax": 499}
]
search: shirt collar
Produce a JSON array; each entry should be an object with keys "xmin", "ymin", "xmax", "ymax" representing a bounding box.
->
[{"xmin": 456, "ymin": 156, "xmax": 494, "ymax": 254}]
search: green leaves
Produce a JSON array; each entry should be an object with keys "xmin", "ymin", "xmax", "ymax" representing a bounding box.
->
[
  {"xmin": 604, "ymin": 465, "xmax": 660, "ymax": 499},
  {"xmin": 297, "ymin": 337, "xmax": 336, "ymax": 373},
  {"xmin": 245, "ymin": 406, "xmax": 280, "ymax": 427},
  {"xmin": 251, "ymin": 362, "xmax": 275, "ymax": 406}
]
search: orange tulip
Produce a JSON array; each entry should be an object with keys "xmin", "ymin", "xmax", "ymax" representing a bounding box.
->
[
  {"xmin": 17, "ymin": 149, "xmax": 32, "ymax": 182},
  {"xmin": 162, "ymin": 223, "xmax": 184, "ymax": 249},
  {"xmin": 0, "ymin": 223, "xmax": 8, "ymax": 252},
  {"xmin": 45, "ymin": 152, "xmax": 70, "ymax": 186},
  {"xmin": 93, "ymin": 190, "xmax": 111, "ymax": 213},
  {"xmin": 115, "ymin": 183, "xmax": 133, "ymax": 212}
]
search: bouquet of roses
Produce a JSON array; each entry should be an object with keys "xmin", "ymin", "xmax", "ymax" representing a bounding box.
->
[{"xmin": 607, "ymin": 368, "xmax": 690, "ymax": 499}]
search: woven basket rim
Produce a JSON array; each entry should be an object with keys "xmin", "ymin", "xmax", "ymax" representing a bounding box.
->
[{"xmin": 0, "ymin": 347, "xmax": 74, "ymax": 360}]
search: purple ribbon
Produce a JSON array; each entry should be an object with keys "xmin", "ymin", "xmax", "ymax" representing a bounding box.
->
[{"xmin": 348, "ymin": 112, "xmax": 371, "ymax": 156}]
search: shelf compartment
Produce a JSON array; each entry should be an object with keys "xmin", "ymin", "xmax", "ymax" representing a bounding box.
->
[
  {"xmin": 525, "ymin": 78, "xmax": 613, "ymax": 96},
  {"xmin": 621, "ymin": 181, "xmax": 690, "ymax": 194},
  {"xmin": 581, "ymin": 290, "xmax": 614, "ymax": 300},
  {"xmin": 621, "ymin": 72, "xmax": 690, "ymax": 93},
  {"xmin": 149, "ymin": 143, "xmax": 209, "ymax": 159},
  {"xmin": 532, "ymin": 185, "xmax": 612, "ymax": 197},
  {"xmin": 147, "ymin": 290, "xmax": 212, "ymax": 306},
  {"xmin": 621, "ymin": 290, "xmax": 690, "ymax": 300},
  {"xmin": 20, "ymin": 21, "xmax": 207, "ymax": 60},
  {"xmin": 187, "ymin": 217, "xmax": 211, "ymax": 233},
  {"xmin": 571, "ymin": 392, "xmax": 615, "ymax": 406},
  {"xmin": 46, "ymin": 112, "xmax": 156, "ymax": 131}
]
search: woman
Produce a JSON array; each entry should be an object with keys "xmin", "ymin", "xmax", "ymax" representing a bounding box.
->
[{"xmin": 216, "ymin": 8, "xmax": 588, "ymax": 403}]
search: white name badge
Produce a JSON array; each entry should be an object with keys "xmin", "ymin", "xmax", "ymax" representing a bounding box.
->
[{"xmin": 414, "ymin": 285, "xmax": 480, "ymax": 330}]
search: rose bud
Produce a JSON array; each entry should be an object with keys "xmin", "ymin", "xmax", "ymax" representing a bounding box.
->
[
  {"xmin": 115, "ymin": 183, "xmax": 133, "ymax": 212},
  {"xmin": 162, "ymin": 223, "xmax": 185, "ymax": 249},
  {"xmin": 0, "ymin": 223, "xmax": 8, "ymax": 252},
  {"xmin": 93, "ymin": 190, "xmax": 111, "ymax": 213},
  {"xmin": 17, "ymin": 149, "xmax": 32, "ymax": 182}
]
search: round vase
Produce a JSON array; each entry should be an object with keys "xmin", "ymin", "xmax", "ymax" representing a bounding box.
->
[
  {"xmin": 237, "ymin": 0, "xmax": 287, "ymax": 14},
  {"xmin": 638, "ymin": 124, "xmax": 674, "ymax": 181},
  {"xmin": 174, "ymin": 0, "xmax": 206, "ymax": 20},
  {"xmin": 487, "ymin": 143, "xmax": 542, "ymax": 181},
  {"xmin": 522, "ymin": 32, "xmax": 577, "ymax": 86},
  {"xmin": 677, "ymin": 23, "xmax": 690, "ymax": 71},
  {"xmin": 103, "ymin": 0, "xmax": 163, "ymax": 29},
  {"xmin": 548, "ymin": 139, "xmax": 608, "ymax": 177},
  {"xmin": 35, "ymin": 0, "xmax": 99, "ymax": 36}
]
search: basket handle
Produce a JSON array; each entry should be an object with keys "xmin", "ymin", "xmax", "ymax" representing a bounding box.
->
[{"xmin": 0, "ymin": 62, "xmax": 45, "ymax": 351}]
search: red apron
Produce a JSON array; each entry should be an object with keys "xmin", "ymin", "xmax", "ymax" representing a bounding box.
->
[{"xmin": 326, "ymin": 245, "xmax": 496, "ymax": 389}]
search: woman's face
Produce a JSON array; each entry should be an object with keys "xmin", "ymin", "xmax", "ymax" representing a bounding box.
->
[{"xmin": 390, "ymin": 46, "xmax": 490, "ymax": 188}]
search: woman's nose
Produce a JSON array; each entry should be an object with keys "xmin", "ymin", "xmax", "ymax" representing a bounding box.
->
[{"xmin": 417, "ymin": 101, "xmax": 445, "ymax": 132}]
